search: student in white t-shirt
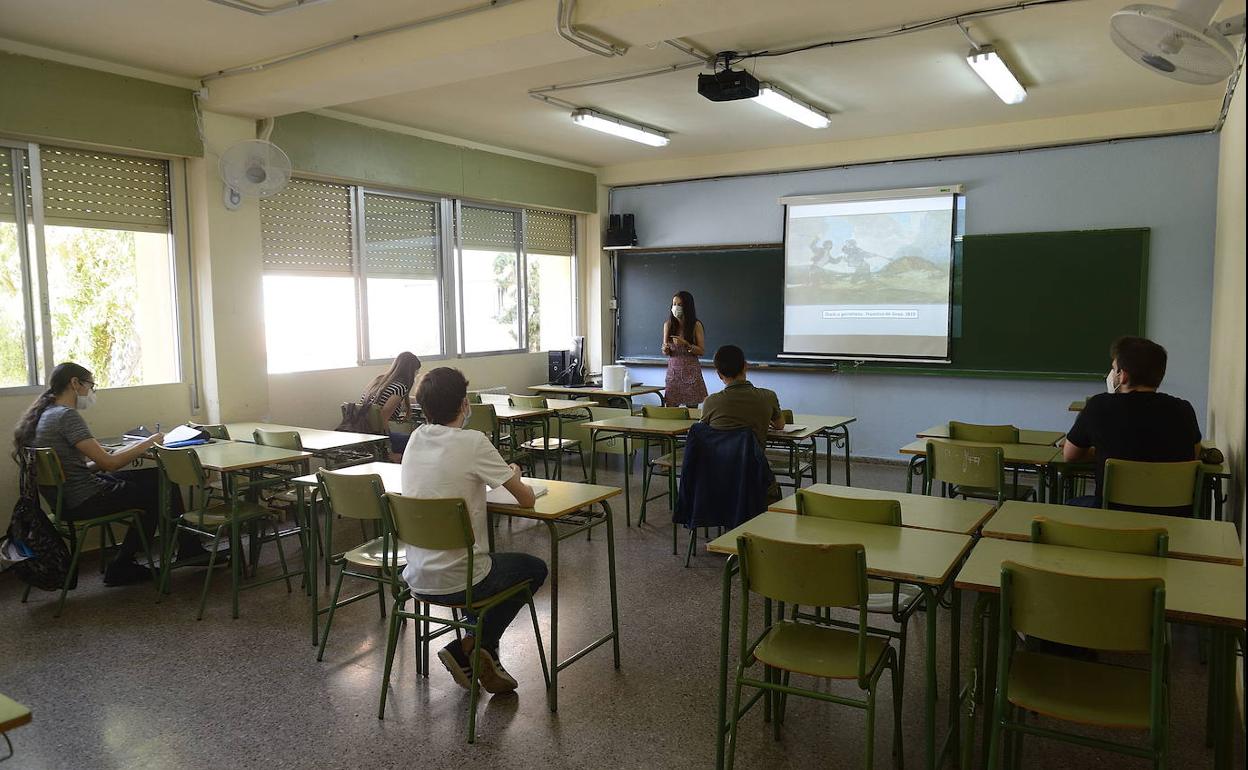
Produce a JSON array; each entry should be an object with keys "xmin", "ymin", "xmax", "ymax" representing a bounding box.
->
[{"xmin": 400, "ymin": 367, "xmax": 546, "ymax": 695}]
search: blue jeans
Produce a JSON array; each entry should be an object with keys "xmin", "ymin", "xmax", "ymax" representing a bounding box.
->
[
  {"xmin": 415, "ymin": 552, "xmax": 547, "ymax": 653},
  {"xmin": 1065, "ymin": 495, "xmax": 1100, "ymax": 508}
]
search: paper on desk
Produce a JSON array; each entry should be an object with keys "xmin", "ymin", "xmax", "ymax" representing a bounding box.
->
[
  {"xmin": 770, "ymin": 424, "xmax": 807, "ymax": 434},
  {"xmin": 486, "ymin": 480, "xmax": 549, "ymax": 505},
  {"xmin": 164, "ymin": 424, "xmax": 205, "ymax": 444}
]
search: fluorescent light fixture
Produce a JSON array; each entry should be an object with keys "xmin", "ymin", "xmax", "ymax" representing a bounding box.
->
[
  {"xmin": 571, "ymin": 108, "xmax": 669, "ymax": 146},
  {"xmin": 752, "ymin": 83, "xmax": 830, "ymax": 128},
  {"xmin": 966, "ymin": 46, "xmax": 1026, "ymax": 104}
]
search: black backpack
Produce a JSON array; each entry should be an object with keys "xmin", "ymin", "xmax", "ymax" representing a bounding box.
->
[
  {"xmin": 2, "ymin": 449, "xmax": 71, "ymax": 591},
  {"xmin": 336, "ymin": 401, "xmax": 373, "ymax": 433}
]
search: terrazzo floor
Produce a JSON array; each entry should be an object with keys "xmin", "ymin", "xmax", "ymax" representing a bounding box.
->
[{"xmin": 0, "ymin": 458, "xmax": 1240, "ymax": 769}]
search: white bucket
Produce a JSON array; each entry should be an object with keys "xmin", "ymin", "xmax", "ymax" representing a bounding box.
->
[{"xmin": 601, "ymin": 365, "xmax": 627, "ymax": 391}]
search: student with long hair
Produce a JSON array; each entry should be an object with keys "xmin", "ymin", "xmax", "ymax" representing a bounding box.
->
[
  {"xmin": 359, "ymin": 351, "xmax": 422, "ymax": 428},
  {"xmin": 660, "ymin": 290, "xmax": 708, "ymax": 407},
  {"xmin": 12, "ymin": 362, "xmax": 208, "ymax": 586}
]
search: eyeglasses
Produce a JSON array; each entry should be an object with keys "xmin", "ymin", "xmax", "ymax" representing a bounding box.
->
[{"xmin": 80, "ymin": 379, "xmax": 95, "ymax": 389}]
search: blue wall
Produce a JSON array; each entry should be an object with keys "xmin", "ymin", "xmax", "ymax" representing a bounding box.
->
[{"xmin": 610, "ymin": 134, "xmax": 1219, "ymax": 459}]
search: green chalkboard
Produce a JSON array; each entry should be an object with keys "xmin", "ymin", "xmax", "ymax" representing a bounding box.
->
[{"xmin": 615, "ymin": 228, "xmax": 1148, "ymax": 379}]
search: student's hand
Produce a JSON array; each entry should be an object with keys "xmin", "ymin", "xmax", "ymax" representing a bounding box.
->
[
  {"xmin": 508, "ymin": 463, "xmax": 523, "ymax": 476},
  {"xmin": 146, "ymin": 432, "xmax": 165, "ymax": 447},
  {"xmin": 661, "ymin": 343, "xmax": 672, "ymax": 356}
]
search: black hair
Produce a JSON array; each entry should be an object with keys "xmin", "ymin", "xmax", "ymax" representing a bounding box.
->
[
  {"xmin": 713, "ymin": 345, "xmax": 747, "ymax": 378},
  {"xmin": 668, "ymin": 290, "xmax": 701, "ymax": 345},
  {"xmin": 1111, "ymin": 336, "xmax": 1167, "ymax": 388},
  {"xmin": 415, "ymin": 367, "xmax": 469, "ymax": 425}
]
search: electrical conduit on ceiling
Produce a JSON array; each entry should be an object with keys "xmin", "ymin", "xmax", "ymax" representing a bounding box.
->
[
  {"xmin": 556, "ymin": 0, "xmax": 628, "ymax": 57},
  {"xmin": 205, "ymin": 0, "xmax": 334, "ymax": 16}
]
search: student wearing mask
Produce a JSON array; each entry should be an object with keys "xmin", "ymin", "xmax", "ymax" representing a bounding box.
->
[
  {"xmin": 11, "ymin": 362, "xmax": 208, "ymax": 586},
  {"xmin": 660, "ymin": 290, "xmax": 707, "ymax": 407},
  {"xmin": 1063, "ymin": 336, "xmax": 1201, "ymax": 510},
  {"xmin": 400, "ymin": 367, "xmax": 547, "ymax": 694}
]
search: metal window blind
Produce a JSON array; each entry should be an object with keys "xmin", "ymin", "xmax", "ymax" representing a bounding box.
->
[
  {"xmin": 458, "ymin": 206, "xmax": 518, "ymax": 252},
  {"xmin": 524, "ymin": 209, "xmax": 574, "ymax": 257},
  {"xmin": 37, "ymin": 146, "xmax": 171, "ymax": 233},
  {"xmin": 362, "ymin": 193, "xmax": 439, "ymax": 279},
  {"xmin": 260, "ymin": 178, "xmax": 354, "ymax": 274},
  {"xmin": 0, "ymin": 151, "xmax": 15, "ymax": 223}
]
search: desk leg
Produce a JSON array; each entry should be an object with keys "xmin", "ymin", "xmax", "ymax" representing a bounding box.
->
[
  {"xmin": 668, "ymin": 435, "xmax": 678, "ymax": 555},
  {"xmin": 553, "ymin": 414, "xmax": 563, "ymax": 481},
  {"xmin": 547, "ymin": 520, "xmax": 560, "ymax": 713},
  {"xmin": 304, "ymin": 486, "xmax": 319, "ymax": 647},
  {"xmin": 841, "ymin": 426, "xmax": 852, "ymax": 486},
  {"xmin": 604, "ymin": 501, "xmax": 621, "ymax": 669},
  {"xmin": 589, "ymin": 428, "xmax": 599, "ymax": 483},
  {"xmin": 922, "ymin": 584, "xmax": 940, "ymax": 770},
  {"xmin": 946, "ymin": 586, "xmax": 962, "ymax": 767},
  {"xmin": 961, "ymin": 594, "xmax": 992, "ymax": 770},
  {"xmin": 715, "ymin": 555, "xmax": 737, "ymax": 770}
]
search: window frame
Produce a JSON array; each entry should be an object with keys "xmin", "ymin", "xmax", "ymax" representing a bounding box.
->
[
  {"xmin": 0, "ymin": 137, "xmax": 190, "ymax": 395},
  {"xmin": 521, "ymin": 208, "xmax": 580, "ymax": 353},
  {"xmin": 453, "ymin": 199, "xmax": 529, "ymax": 358}
]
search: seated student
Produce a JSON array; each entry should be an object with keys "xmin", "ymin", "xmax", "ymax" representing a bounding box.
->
[
  {"xmin": 700, "ymin": 345, "xmax": 785, "ymax": 447},
  {"xmin": 11, "ymin": 362, "xmax": 209, "ymax": 586},
  {"xmin": 358, "ymin": 351, "xmax": 421, "ymax": 458},
  {"xmin": 400, "ymin": 366, "xmax": 547, "ymax": 695},
  {"xmin": 1063, "ymin": 336, "xmax": 1201, "ymax": 512}
]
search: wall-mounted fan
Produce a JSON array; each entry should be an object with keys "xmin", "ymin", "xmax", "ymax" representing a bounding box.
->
[
  {"xmin": 1111, "ymin": 0, "xmax": 1246, "ymax": 84},
  {"xmin": 218, "ymin": 139, "xmax": 291, "ymax": 210}
]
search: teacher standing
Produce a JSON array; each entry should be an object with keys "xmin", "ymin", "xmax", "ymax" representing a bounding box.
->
[{"xmin": 661, "ymin": 290, "xmax": 708, "ymax": 407}]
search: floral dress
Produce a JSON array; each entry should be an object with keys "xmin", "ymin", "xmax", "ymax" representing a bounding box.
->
[{"xmin": 665, "ymin": 340, "xmax": 708, "ymax": 406}]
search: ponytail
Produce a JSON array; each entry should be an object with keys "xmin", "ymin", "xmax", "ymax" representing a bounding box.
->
[{"xmin": 10, "ymin": 362, "xmax": 93, "ymax": 462}]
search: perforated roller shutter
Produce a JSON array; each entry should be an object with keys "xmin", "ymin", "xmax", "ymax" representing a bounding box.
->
[
  {"xmin": 260, "ymin": 178, "xmax": 354, "ymax": 274},
  {"xmin": 362, "ymin": 193, "xmax": 439, "ymax": 278}
]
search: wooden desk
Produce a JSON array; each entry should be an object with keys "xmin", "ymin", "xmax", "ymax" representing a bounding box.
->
[
  {"xmin": 769, "ymin": 484, "xmax": 994, "ymax": 535},
  {"xmin": 900, "ymin": 439, "xmax": 1063, "ymax": 502},
  {"xmin": 294, "ymin": 464, "xmax": 622, "ymax": 713},
  {"xmin": 530, "ymin": 383, "xmax": 665, "ymax": 409},
  {"xmin": 955, "ymin": 537, "xmax": 1246, "ymax": 769},
  {"xmin": 916, "ymin": 423, "xmax": 1066, "ymax": 447},
  {"xmin": 707, "ymin": 511, "xmax": 973, "ymax": 770},
  {"xmin": 688, "ymin": 411, "xmax": 857, "ymax": 486},
  {"xmin": 1068, "ymin": 399, "xmax": 1086, "ymax": 412},
  {"xmin": 0, "ymin": 691, "xmax": 31, "ymax": 734},
  {"xmin": 191, "ymin": 440, "xmax": 313, "ymax": 473},
  {"xmin": 582, "ymin": 415, "xmax": 697, "ymax": 533},
  {"xmin": 224, "ymin": 421, "xmax": 386, "ymax": 457},
  {"xmin": 982, "ymin": 499, "xmax": 1243, "ymax": 565}
]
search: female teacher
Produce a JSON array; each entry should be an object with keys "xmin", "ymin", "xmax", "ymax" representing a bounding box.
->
[{"xmin": 660, "ymin": 290, "xmax": 707, "ymax": 406}]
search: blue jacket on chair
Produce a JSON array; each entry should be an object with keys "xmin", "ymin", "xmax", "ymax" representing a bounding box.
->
[{"xmin": 674, "ymin": 423, "xmax": 772, "ymax": 530}]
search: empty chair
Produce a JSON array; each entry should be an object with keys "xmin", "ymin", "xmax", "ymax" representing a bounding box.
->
[
  {"xmin": 508, "ymin": 395, "xmax": 586, "ymax": 480},
  {"xmin": 925, "ymin": 440, "xmax": 1035, "ymax": 505},
  {"xmin": 640, "ymin": 405, "xmax": 692, "ymax": 524},
  {"xmin": 1102, "ymin": 459, "xmax": 1203, "ymax": 517},
  {"xmin": 1030, "ymin": 516, "xmax": 1168, "ymax": 556}
]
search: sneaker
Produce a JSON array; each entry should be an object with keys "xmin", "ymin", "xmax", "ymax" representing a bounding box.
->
[
  {"xmin": 475, "ymin": 648, "xmax": 518, "ymax": 694},
  {"xmin": 437, "ymin": 640, "xmax": 474, "ymax": 691},
  {"xmin": 103, "ymin": 559, "xmax": 153, "ymax": 586}
]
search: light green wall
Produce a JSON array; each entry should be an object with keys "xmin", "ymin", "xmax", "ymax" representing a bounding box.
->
[
  {"xmin": 0, "ymin": 52, "xmax": 200, "ymax": 157},
  {"xmin": 272, "ymin": 113, "xmax": 597, "ymax": 213}
]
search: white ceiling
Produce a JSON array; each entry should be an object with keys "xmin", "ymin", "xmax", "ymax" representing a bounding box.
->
[{"xmin": 0, "ymin": 0, "xmax": 1242, "ymax": 167}]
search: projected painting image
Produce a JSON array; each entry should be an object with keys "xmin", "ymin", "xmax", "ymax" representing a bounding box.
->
[{"xmin": 782, "ymin": 193, "xmax": 958, "ymax": 360}]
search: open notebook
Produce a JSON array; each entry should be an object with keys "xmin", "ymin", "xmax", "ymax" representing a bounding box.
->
[
  {"xmin": 485, "ymin": 480, "xmax": 549, "ymax": 506},
  {"xmin": 769, "ymin": 424, "xmax": 808, "ymax": 434}
]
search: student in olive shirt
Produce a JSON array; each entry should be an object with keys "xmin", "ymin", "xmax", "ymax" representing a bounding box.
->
[
  {"xmin": 700, "ymin": 345, "xmax": 785, "ymax": 447},
  {"xmin": 1063, "ymin": 336, "xmax": 1201, "ymax": 512}
]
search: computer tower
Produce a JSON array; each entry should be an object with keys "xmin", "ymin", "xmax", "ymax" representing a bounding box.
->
[
  {"xmin": 548, "ymin": 350, "xmax": 567, "ymax": 385},
  {"xmin": 568, "ymin": 337, "xmax": 585, "ymax": 386}
]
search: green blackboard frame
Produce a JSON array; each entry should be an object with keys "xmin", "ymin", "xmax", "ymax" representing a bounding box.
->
[{"xmin": 615, "ymin": 228, "xmax": 1149, "ymax": 380}]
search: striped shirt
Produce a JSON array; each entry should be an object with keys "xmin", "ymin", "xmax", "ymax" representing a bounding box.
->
[{"xmin": 361, "ymin": 380, "xmax": 410, "ymax": 419}]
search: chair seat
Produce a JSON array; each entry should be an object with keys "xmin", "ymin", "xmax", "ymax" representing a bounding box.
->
[
  {"xmin": 57, "ymin": 507, "xmax": 145, "ymax": 530},
  {"xmin": 343, "ymin": 537, "xmax": 406, "ymax": 568},
  {"xmin": 754, "ymin": 620, "xmax": 889, "ymax": 679},
  {"xmin": 866, "ymin": 581, "xmax": 922, "ymax": 614},
  {"xmin": 651, "ymin": 450, "xmax": 684, "ymax": 469},
  {"xmin": 1007, "ymin": 650, "xmax": 1152, "ymax": 729},
  {"xmin": 179, "ymin": 501, "xmax": 273, "ymax": 528},
  {"xmin": 264, "ymin": 487, "xmax": 302, "ymax": 504},
  {"xmin": 521, "ymin": 437, "xmax": 580, "ymax": 452},
  {"xmin": 955, "ymin": 483, "xmax": 1035, "ymax": 501}
]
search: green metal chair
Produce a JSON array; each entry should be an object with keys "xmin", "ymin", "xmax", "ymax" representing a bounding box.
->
[
  {"xmin": 153, "ymin": 446, "xmax": 295, "ymax": 620},
  {"xmin": 19, "ymin": 448, "xmax": 157, "ymax": 616},
  {"xmin": 640, "ymin": 405, "xmax": 691, "ymax": 527},
  {"xmin": 1030, "ymin": 516, "xmax": 1168, "ymax": 556},
  {"xmin": 944, "ymin": 423, "xmax": 1036, "ymax": 502},
  {"xmin": 1102, "ymin": 459, "xmax": 1203, "ymax": 517},
  {"xmin": 189, "ymin": 423, "xmax": 230, "ymax": 439},
  {"xmin": 251, "ymin": 428, "xmax": 314, "ymax": 555},
  {"xmin": 315, "ymin": 470, "xmax": 406, "ymax": 661},
  {"xmin": 377, "ymin": 493, "xmax": 550, "ymax": 743},
  {"xmin": 466, "ymin": 392, "xmax": 483, "ymax": 404},
  {"xmin": 465, "ymin": 402, "xmax": 531, "ymax": 473},
  {"xmin": 508, "ymin": 395, "xmax": 586, "ymax": 480},
  {"xmin": 0, "ymin": 691, "xmax": 32, "ymax": 762},
  {"xmin": 987, "ymin": 561, "xmax": 1168, "ymax": 769},
  {"xmin": 925, "ymin": 440, "xmax": 1032, "ymax": 506},
  {"xmin": 766, "ymin": 409, "xmax": 816, "ymax": 493},
  {"xmin": 794, "ymin": 490, "xmax": 923, "ymax": 690},
  {"xmin": 725, "ymin": 535, "xmax": 901, "ymax": 769}
]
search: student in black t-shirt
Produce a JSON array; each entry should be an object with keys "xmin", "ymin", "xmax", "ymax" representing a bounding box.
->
[{"xmin": 1063, "ymin": 336, "xmax": 1201, "ymax": 511}]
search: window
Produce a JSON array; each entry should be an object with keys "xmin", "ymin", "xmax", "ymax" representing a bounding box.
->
[
  {"xmin": 457, "ymin": 205, "xmax": 522, "ymax": 354},
  {"xmin": 361, "ymin": 192, "xmax": 442, "ymax": 359},
  {"xmin": 523, "ymin": 209, "xmax": 576, "ymax": 353},
  {"xmin": 260, "ymin": 179, "xmax": 358, "ymax": 374},
  {"xmin": 0, "ymin": 143, "xmax": 181, "ymax": 390}
]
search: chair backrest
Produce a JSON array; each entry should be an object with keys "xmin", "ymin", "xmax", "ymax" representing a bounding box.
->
[
  {"xmin": 509, "ymin": 394, "xmax": 547, "ymax": 408},
  {"xmin": 153, "ymin": 446, "xmax": 208, "ymax": 489},
  {"xmin": 253, "ymin": 428, "xmax": 303, "ymax": 451},
  {"xmin": 365, "ymin": 404, "xmax": 384, "ymax": 434},
  {"xmin": 190, "ymin": 423, "xmax": 230, "ymax": 440},
  {"xmin": 1001, "ymin": 560, "xmax": 1164, "ymax": 653},
  {"xmin": 1102, "ymin": 459, "xmax": 1202, "ymax": 511},
  {"xmin": 318, "ymin": 470, "xmax": 386, "ymax": 521},
  {"xmin": 781, "ymin": 408, "xmax": 794, "ymax": 425},
  {"xmin": 579, "ymin": 407, "xmax": 634, "ymax": 456},
  {"xmin": 643, "ymin": 405, "xmax": 690, "ymax": 420},
  {"xmin": 463, "ymin": 403, "xmax": 500, "ymax": 443},
  {"xmin": 1030, "ymin": 516, "xmax": 1168, "ymax": 556},
  {"xmin": 466, "ymin": 392, "xmax": 482, "ymax": 404},
  {"xmin": 383, "ymin": 493, "xmax": 474, "ymax": 551},
  {"xmin": 925, "ymin": 440, "xmax": 1005, "ymax": 500},
  {"xmin": 479, "ymin": 392, "xmax": 510, "ymax": 406},
  {"xmin": 795, "ymin": 490, "xmax": 901, "ymax": 526},
  {"xmin": 948, "ymin": 421, "xmax": 1019, "ymax": 444},
  {"xmin": 31, "ymin": 447, "xmax": 65, "ymax": 487}
]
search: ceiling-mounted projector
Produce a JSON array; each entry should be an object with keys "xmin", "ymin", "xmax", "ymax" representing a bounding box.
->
[{"xmin": 698, "ymin": 52, "xmax": 760, "ymax": 101}]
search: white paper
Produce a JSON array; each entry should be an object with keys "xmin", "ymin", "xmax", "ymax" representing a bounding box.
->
[
  {"xmin": 164, "ymin": 424, "xmax": 205, "ymax": 443},
  {"xmin": 770, "ymin": 424, "xmax": 808, "ymax": 434},
  {"xmin": 486, "ymin": 480, "xmax": 549, "ymax": 505}
]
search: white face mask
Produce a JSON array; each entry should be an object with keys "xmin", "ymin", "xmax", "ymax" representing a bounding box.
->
[
  {"xmin": 76, "ymin": 388, "xmax": 97, "ymax": 411},
  {"xmin": 1105, "ymin": 369, "xmax": 1119, "ymax": 394},
  {"xmin": 460, "ymin": 403, "xmax": 472, "ymax": 427},
  {"xmin": 671, "ymin": 304, "xmax": 683, "ymax": 319}
]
